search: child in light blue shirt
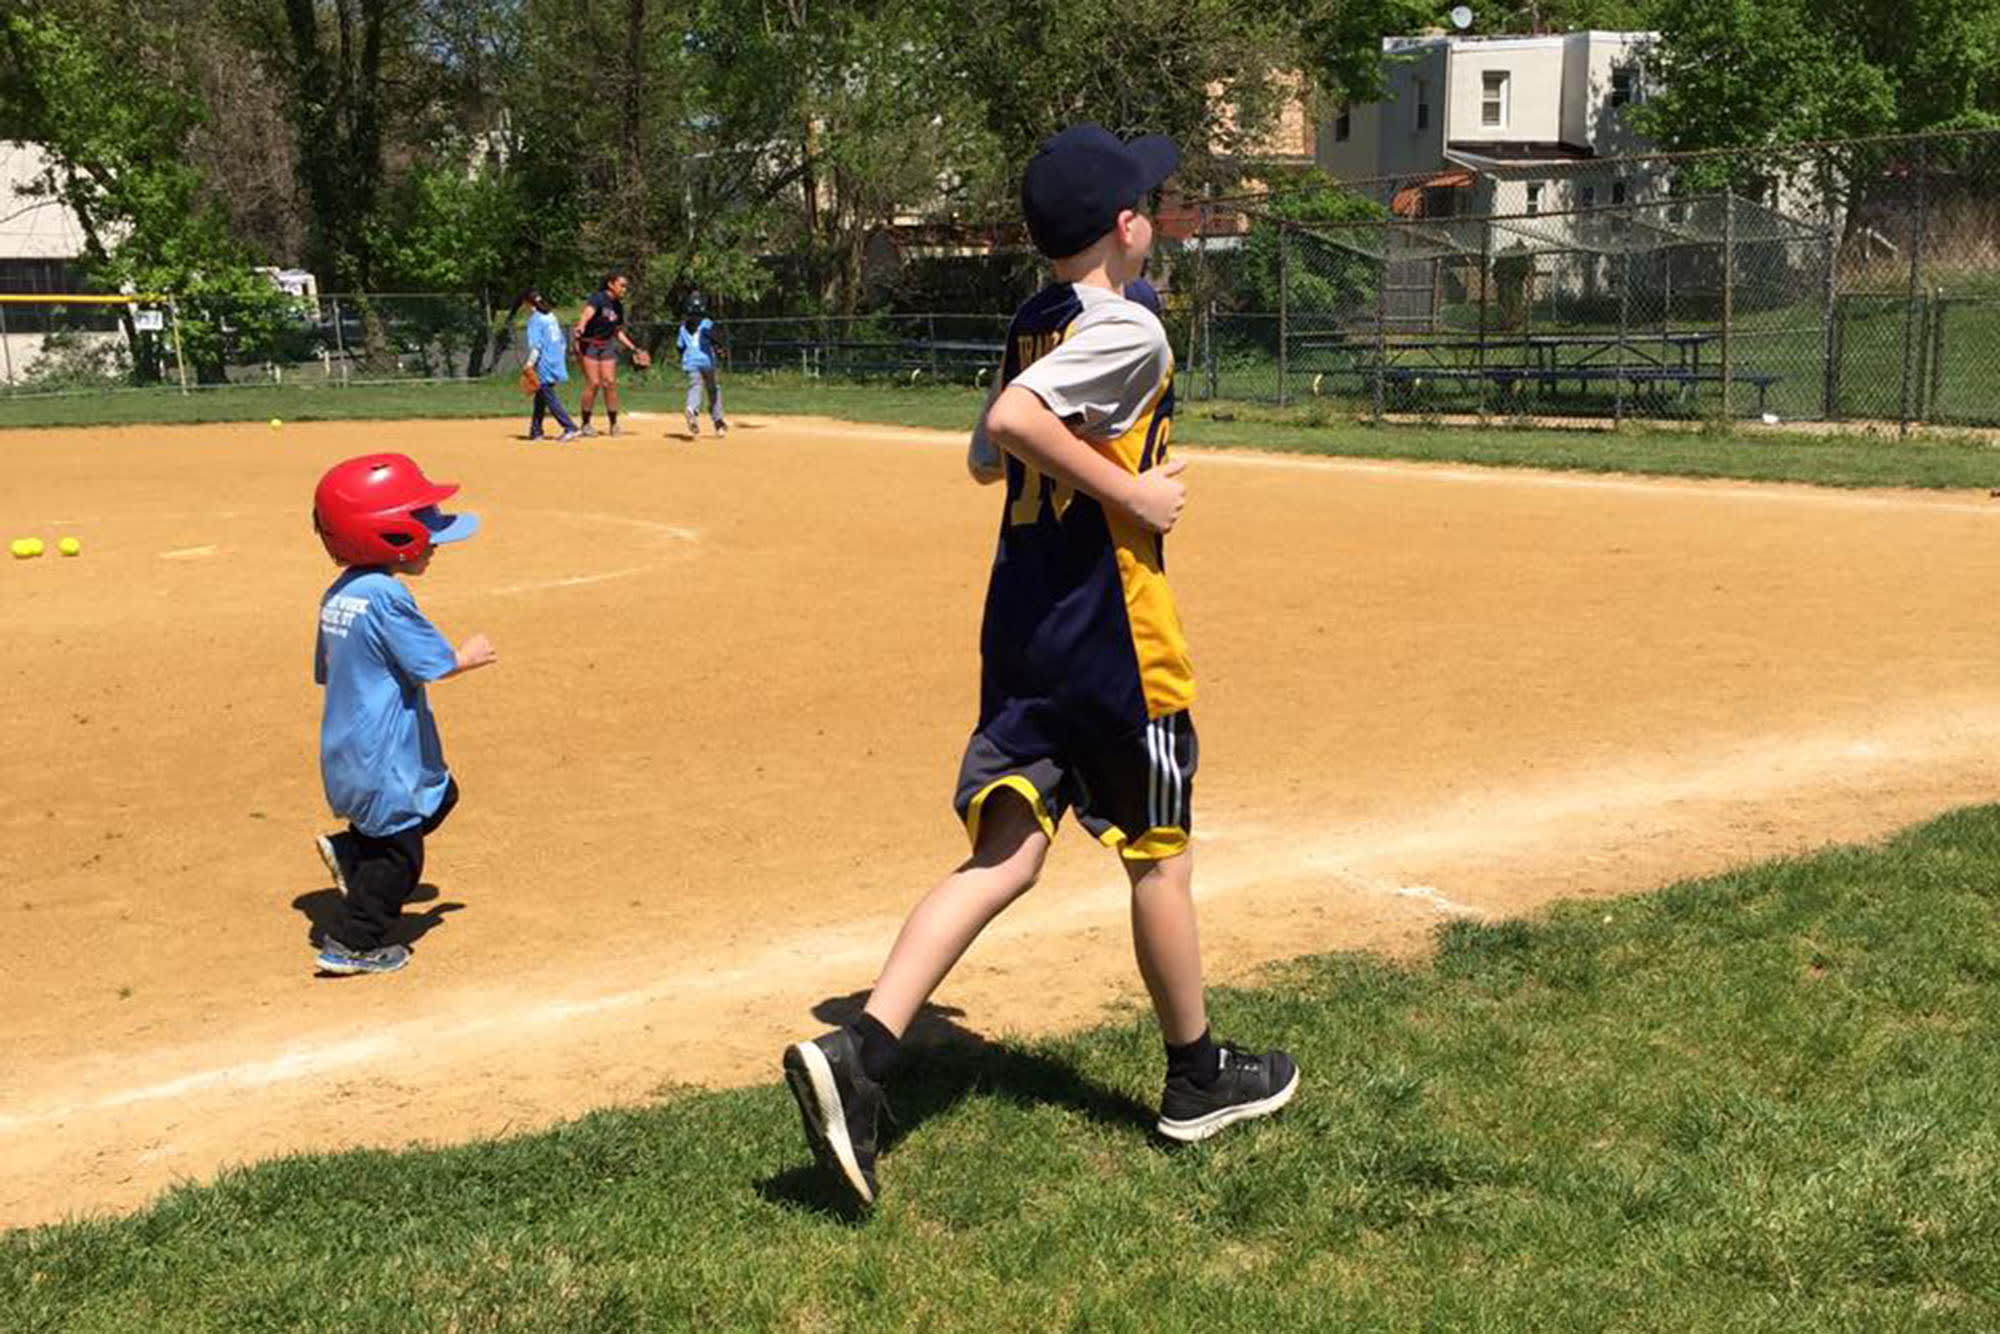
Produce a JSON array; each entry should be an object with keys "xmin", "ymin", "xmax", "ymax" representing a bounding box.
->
[
  {"xmin": 676, "ymin": 295, "xmax": 726, "ymax": 437},
  {"xmin": 523, "ymin": 290, "xmax": 579, "ymax": 441},
  {"xmin": 311, "ymin": 453, "xmax": 496, "ymax": 975}
]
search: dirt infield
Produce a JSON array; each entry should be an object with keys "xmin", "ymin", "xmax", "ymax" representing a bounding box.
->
[{"xmin": 4, "ymin": 414, "xmax": 1999, "ymax": 1229}]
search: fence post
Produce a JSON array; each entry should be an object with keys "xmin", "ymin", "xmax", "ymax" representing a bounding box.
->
[
  {"xmin": 1373, "ymin": 245, "xmax": 1388, "ymax": 424},
  {"xmin": 1615, "ymin": 248, "xmax": 1630, "ymax": 427},
  {"xmin": 1186, "ymin": 201, "xmax": 1208, "ymax": 390},
  {"xmin": 1899, "ymin": 140, "xmax": 1929, "ymax": 437},
  {"xmin": 1820, "ymin": 194, "xmax": 1840, "ymax": 420},
  {"xmin": 1277, "ymin": 224, "xmax": 1290, "ymax": 406},
  {"xmin": 330, "ymin": 295, "xmax": 350, "ymax": 387},
  {"xmin": 1205, "ymin": 300, "xmax": 1217, "ymax": 402},
  {"xmin": 1476, "ymin": 218, "xmax": 1492, "ymax": 418},
  {"xmin": 1721, "ymin": 190, "xmax": 1735, "ymax": 422},
  {"xmin": 0, "ymin": 301, "xmax": 12, "ymax": 386},
  {"xmin": 167, "ymin": 298, "xmax": 190, "ymax": 394},
  {"xmin": 928, "ymin": 313, "xmax": 939, "ymax": 380},
  {"xmin": 1926, "ymin": 285, "xmax": 1946, "ymax": 423}
]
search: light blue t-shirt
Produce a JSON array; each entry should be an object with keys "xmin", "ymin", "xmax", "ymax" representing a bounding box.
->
[
  {"xmin": 315, "ymin": 569, "xmax": 460, "ymax": 837},
  {"xmin": 527, "ymin": 309, "xmax": 568, "ymax": 383},
  {"xmin": 677, "ymin": 319, "xmax": 716, "ymax": 372}
]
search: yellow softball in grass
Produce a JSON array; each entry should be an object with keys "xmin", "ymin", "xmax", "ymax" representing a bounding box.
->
[
  {"xmin": 57, "ymin": 536, "xmax": 82, "ymax": 557},
  {"xmin": 11, "ymin": 537, "xmax": 44, "ymax": 559}
]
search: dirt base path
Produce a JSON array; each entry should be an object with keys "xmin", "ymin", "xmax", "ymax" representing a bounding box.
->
[{"xmin": 3, "ymin": 414, "xmax": 1998, "ymax": 1229}]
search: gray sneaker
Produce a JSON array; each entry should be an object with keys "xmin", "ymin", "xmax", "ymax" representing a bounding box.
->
[
  {"xmin": 715, "ymin": 420, "xmax": 729, "ymax": 437},
  {"xmin": 686, "ymin": 411, "xmax": 700, "ymax": 436},
  {"xmin": 556, "ymin": 429, "xmax": 582, "ymax": 442},
  {"xmin": 316, "ymin": 939, "xmax": 411, "ymax": 976},
  {"xmin": 577, "ymin": 425, "xmax": 598, "ymax": 438}
]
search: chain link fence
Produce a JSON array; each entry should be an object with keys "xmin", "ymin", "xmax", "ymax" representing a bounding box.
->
[
  {"xmin": 627, "ymin": 313, "xmax": 1010, "ymax": 385},
  {"xmin": 0, "ymin": 293, "xmax": 502, "ymax": 395},
  {"xmin": 1169, "ymin": 128, "xmax": 2000, "ymax": 431},
  {"xmin": 7, "ymin": 130, "xmax": 1998, "ymax": 432}
]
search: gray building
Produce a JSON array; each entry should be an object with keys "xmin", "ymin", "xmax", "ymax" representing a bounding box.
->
[{"xmin": 1317, "ymin": 32, "xmax": 1658, "ymax": 218}]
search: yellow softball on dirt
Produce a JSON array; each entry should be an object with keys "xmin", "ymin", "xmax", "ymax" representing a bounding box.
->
[
  {"xmin": 57, "ymin": 536, "xmax": 81, "ymax": 557},
  {"xmin": 269, "ymin": 417, "xmax": 284, "ymax": 430},
  {"xmin": 11, "ymin": 537, "xmax": 44, "ymax": 559}
]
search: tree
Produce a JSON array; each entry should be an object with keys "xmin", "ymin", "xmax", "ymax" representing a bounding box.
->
[
  {"xmin": 0, "ymin": 2, "xmax": 290, "ymax": 382},
  {"xmin": 1239, "ymin": 171, "xmax": 1385, "ymax": 325},
  {"xmin": 949, "ymin": 0, "xmax": 1299, "ymax": 194}
]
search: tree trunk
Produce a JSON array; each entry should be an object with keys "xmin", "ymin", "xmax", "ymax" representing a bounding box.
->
[
  {"xmin": 280, "ymin": 0, "xmax": 389, "ymax": 297},
  {"xmin": 622, "ymin": 0, "xmax": 648, "ymax": 277}
]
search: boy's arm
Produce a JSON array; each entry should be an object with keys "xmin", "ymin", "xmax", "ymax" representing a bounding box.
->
[
  {"xmin": 377, "ymin": 591, "xmax": 492, "ymax": 684},
  {"xmin": 967, "ymin": 368, "xmax": 1006, "ymax": 484},
  {"xmin": 439, "ymin": 633, "xmax": 497, "ymax": 678},
  {"xmin": 985, "ymin": 386, "xmax": 1186, "ymax": 532}
]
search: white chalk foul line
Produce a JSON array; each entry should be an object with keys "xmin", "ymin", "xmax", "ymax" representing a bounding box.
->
[{"xmin": 7, "ymin": 701, "xmax": 1999, "ymax": 1136}]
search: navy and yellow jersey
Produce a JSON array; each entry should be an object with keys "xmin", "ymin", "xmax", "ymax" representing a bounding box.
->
[{"xmin": 975, "ymin": 281, "xmax": 1192, "ymax": 758}]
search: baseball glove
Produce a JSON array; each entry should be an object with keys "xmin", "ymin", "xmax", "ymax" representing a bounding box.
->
[
  {"xmin": 632, "ymin": 348, "xmax": 653, "ymax": 369},
  {"xmin": 517, "ymin": 363, "xmax": 540, "ymax": 395}
]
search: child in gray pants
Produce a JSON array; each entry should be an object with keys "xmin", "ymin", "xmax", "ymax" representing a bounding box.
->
[{"xmin": 677, "ymin": 297, "xmax": 726, "ymax": 437}]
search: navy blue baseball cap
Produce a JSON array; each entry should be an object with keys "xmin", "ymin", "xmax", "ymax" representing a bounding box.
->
[{"xmin": 1021, "ymin": 124, "xmax": 1181, "ymax": 260}]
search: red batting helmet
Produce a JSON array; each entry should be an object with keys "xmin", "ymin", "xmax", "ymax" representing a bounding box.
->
[{"xmin": 312, "ymin": 453, "xmax": 480, "ymax": 566}]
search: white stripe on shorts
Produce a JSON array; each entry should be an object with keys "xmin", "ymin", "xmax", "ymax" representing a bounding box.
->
[{"xmin": 1146, "ymin": 719, "xmax": 1162, "ymax": 830}]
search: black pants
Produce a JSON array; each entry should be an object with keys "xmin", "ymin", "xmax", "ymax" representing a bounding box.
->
[
  {"xmin": 530, "ymin": 383, "xmax": 576, "ymax": 436},
  {"xmin": 334, "ymin": 779, "xmax": 459, "ymax": 951}
]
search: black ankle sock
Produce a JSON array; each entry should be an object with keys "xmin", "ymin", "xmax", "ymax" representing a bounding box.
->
[
  {"xmin": 1165, "ymin": 1029, "xmax": 1220, "ymax": 1088},
  {"xmin": 608, "ymin": 410, "xmax": 618, "ymax": 428},
  {"xmin": 581, "ymin": 410, "xmax": 592, "ymax": 425},
  {"xmin": 850, "ymin": 1012, "xmax": 901, "ymax": 1082}
]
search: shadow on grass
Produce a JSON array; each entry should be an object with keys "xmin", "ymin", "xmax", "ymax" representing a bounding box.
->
[{"xmin": 756, "ymin": 991, "xmax": 1154, "ymax": 1223}]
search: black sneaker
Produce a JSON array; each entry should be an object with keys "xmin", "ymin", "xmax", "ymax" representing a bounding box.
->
[
  {"xmin": 1156, "ymin": 1044, "xmax": 1300, "ymax": 1143},
  {"xmin": 782, "ymin": 1029, "xmax": 883, "ymax": 1205}
]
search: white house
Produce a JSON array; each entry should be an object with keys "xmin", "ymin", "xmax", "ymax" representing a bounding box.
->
[
  {"xmin": 0, "ymin": 140, "xmax": 105, "ymax": 382},
  {"xmin": 1318, "ymin": 32, "xmax": 1657, "ymax": 218}
]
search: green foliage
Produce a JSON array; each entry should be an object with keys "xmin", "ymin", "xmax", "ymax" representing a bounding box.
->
[
  {"xmin": 1239, "ymin": 171, "xmax": 1385, "ymax": 322},
  {"xmin": 371, "ymin": 159, "xmax": 531, "ymax": 296},
  {"xmin": 7, "ymin": 805, "xmax": 2000, "ymax": 1329},
  {"xmin": 0, "ymin": 3, "xmax": 287, "ymax": 383},
  {"xmin": 1636, "ymin": 0, "xmax": 2000, "ymax": 163}
]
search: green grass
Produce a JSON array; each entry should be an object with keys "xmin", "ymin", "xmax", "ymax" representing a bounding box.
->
[
  {"xmin": 10, "ymin": 371, "xmax": 2000, "ymax": 490},
  {"xmin": 7, "ymin": 807, "xmax": 2000, "ymax": 1331}
]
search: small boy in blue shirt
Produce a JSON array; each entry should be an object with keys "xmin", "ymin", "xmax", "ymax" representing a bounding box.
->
[
  {"xmin": 311, "ymin": 453, "xmax": 496, "ymax": 976},
  {"xmin": 676, "ymin": 295, "xmax": 726, "ymax": 437}
]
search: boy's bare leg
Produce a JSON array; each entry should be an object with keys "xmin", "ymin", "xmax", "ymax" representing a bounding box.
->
[
  {"xmin": 863, "ymin": 791, "xmax": 1050, "ymax": 1035},
  {"xmin": 1127, "ymin": 849, "xmax": 1208, "ymax": 1045}
]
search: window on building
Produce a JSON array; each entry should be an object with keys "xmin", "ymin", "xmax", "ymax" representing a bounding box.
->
[
  {"xmin": 1416, "ymin": 79, "xmax": 1431, "ymax": 131},
  {"xmin": 1611, "ymin": 64, "xmax": 1638, "ymax": 108},
  {"xmin": 1335, "ymin": 105, "xmax": 1351, "ymax": 142},
  {"xmin": 1580, "ymin": 184, "xmax": 1597, "ymax": 209},
  {"xmin": 1482, "ymin": 71, "xmax": 1509, "ymax": 128},
  {"xmin": 0, "ymin": 259, "xmax": 119, "ymax": 332},
  {"xmin": 1525, "ymin": 183, "xmax": 1543, "ymax": 216},
  {"xmin": 1611, "ymin": 180, "xmax": 1627, "ymax": 206}
]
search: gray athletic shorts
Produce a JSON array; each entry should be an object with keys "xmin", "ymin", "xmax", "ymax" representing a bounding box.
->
[{"xmin": 952, "ymin": 711, "xmax": 1197, "ymax": 861}]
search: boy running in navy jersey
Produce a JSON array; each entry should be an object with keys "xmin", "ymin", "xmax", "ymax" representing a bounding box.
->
[{"xmin": 783, "ymin": 125, "xmax": 1298, "ymax": 1207}]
